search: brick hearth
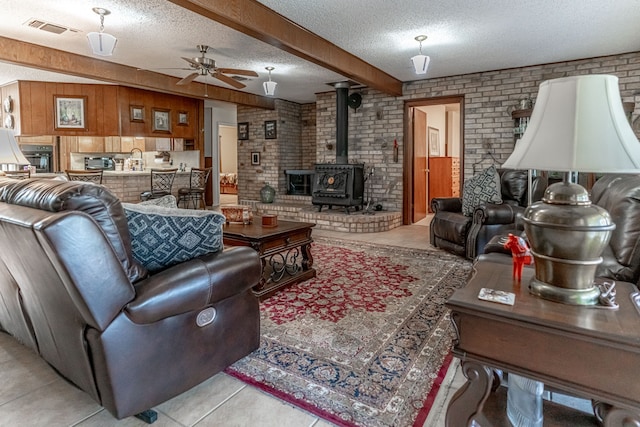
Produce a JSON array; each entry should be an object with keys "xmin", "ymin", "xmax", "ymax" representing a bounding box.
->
[{"xmin": 241, "ymin": 195, "xmax": 402, "ymax": 233}]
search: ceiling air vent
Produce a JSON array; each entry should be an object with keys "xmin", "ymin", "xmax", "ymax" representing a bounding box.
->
[{"xmin": 25, "ymin": 18, "xmax": 79, "ymax": 35}]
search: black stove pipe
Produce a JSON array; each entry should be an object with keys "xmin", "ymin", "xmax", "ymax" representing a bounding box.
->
[{"xmin": 335, "ymin": 82, "xmax": 350, "ymax": 164}]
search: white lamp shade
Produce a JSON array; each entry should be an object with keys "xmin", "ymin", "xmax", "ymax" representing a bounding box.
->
[
  {"xmin": 411, "ymin": 54, "xmax": 430, "ymax": 75},
  {"xmin": 87, "ymin": 32, "xmax": 117, "ymax": 56},
  {"xmin": 0, "ymin": 129, "xmax": 29, "ymax": 165},
  {"xmin": 263, "ymin": 80, "xmax": 277, "ymax": 96},
  {"xmin": 503, "ymin": 75, "xmax": 640, "ymax": 173}
]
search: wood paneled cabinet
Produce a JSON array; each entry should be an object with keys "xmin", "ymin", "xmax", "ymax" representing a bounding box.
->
[
  {"xmin": 429, "ymin": 157, "xmax": 460, "ymax": 205},
  {"xmin": 120, "ymin": 137, "xmax": 145, "ymax": 153}
]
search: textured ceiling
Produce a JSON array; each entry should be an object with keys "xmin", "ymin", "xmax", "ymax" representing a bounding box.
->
[{"xmin": 0, "ymin": 0, "xmax": 639, "ymax": 104}]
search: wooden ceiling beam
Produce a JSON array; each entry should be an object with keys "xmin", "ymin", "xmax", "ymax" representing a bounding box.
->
[
  {"xmin": 167, "ymin": 0, "xmax": 404, "ymax": 97},
  {"xmin": 0, "ymin": 36, "xmax": 275, "ymax": 109}
]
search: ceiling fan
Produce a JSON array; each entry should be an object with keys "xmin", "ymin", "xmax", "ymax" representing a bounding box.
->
[{"xmin": 175, "ymin": 45, "xmax": 258, "ymax": 89}]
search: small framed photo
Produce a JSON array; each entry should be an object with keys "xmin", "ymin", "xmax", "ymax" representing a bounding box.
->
[
  {"xmin": 130, "ymin": 105, "xmax": 144, "ymax": 123},
  {"xmin": 264, "ymin": 120, "xmax": 277, "ymax": 139},
  {"xmin": 238, "ymin": 122, "xmax": 249, "ymax": 140},
  {"xmin": 55, "ymin": 96, "xmax": 87, "ymax": 129},
  {"xmin": 428, "ymin": 126, "xmax": 440, "ymax": 156},
  {"xmin": 251, "ymin": 152, "xmax": 260, "ymax": 165},
  {"xmin": 153, "ymin": 108, "xmax": 171, "ymax": 132},
  {"xmin": 177, "ymin": 111, "xmax": 188, "ymax": 126}
]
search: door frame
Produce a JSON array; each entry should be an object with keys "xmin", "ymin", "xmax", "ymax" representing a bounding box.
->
[{"xmin": 403, "ymin": 95, "xmax": 465, "ymax": 225}]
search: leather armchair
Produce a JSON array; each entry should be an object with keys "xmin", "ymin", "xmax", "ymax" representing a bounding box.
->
[
  {"xmin": 0, "ymin": 177, "xmax": 262, "ymax": 421},
  {"xmin": 430, "ymin": 169, "xmax": 547, "ymax": 259}
]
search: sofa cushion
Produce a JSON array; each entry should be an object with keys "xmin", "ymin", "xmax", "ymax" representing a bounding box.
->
[
  {"xmin": 123, "ymin": 203, "xmax": 226, "ymax": 273},
  {"xmin": 461, "ymin": 166, "xmax": 502, "ymax": 216},
  {"xmin": 431, "ymin": 211, "xmax": 472, "ymax": 246}
]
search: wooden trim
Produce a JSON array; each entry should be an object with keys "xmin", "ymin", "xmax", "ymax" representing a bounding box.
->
[
  {"xmin": 0, "ymin": 36, "xmax": 274, "ymax": 110},
  {"xmin": 167, "ymin": 0, "xmax": 403, "ymax": 97},
  {"xmin": 403, "ymin": 95, "xmax": 465, "ymax": 225}
]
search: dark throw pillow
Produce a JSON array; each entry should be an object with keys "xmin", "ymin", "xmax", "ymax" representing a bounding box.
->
[{"xmin": 461, "ymin": 166, "xmax": 502, "ymax": 216}]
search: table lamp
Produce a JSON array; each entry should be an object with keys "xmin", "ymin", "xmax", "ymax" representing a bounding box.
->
[
  {"xmin": 0, "ymin": 128, "xmax": 29, "ymax": 172},
  {"xmin": 502, "ymin": 75, "xmax": 640, "ymax": 305}
]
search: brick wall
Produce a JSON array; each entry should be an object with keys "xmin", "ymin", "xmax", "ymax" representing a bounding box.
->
[
  {"xmin": 238, "ymin": 51, "xmax": 640, "ymax": 211},
  {"xmin": 237, "ymin": 99, "xmax": 303, "ymax": 201}
]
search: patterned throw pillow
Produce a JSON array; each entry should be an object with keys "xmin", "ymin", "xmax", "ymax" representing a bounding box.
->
[
  {"xmin": 139, "ymin": 195, "xmax": 178, "ymax": 208},
  {"xmin": 122, "ymin": 203, "xmax": 226, "ymax": 273},
  {"xmin": 461, "ymin": 166, "xmax": 502, "ymax": 216}
]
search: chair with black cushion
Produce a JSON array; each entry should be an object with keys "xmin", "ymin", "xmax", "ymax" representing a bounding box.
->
[
  {"xmin": 140, "ymin": 168, "xmax": 178, "ymax": 201},
  {"xmin": 430, "ymin": 168, "xmax": 547, "ymax": 260},
  {"xmin": 66, "ymin": 169, "xmax": 103, "ymax": 184},
  {"xmin": 4, "ymin": 170, "xmax": 30, "ymax": 180},
  {"xmin": 178, "ymin": 167, "xmax": 211, "ymax": 209}
]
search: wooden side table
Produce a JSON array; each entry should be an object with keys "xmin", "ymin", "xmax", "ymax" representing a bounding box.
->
[
  {"xmin": 223, "ymin": 219, "xmax": 316, "ymax": 299},
  {"xmin": 445, "ymin": 259, "xmax": 640, "ymax": 426}
]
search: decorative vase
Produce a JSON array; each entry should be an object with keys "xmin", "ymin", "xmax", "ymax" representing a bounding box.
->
[{"xmin": 260, "ymin": 182, "xmax": 275, "ymax": 203}]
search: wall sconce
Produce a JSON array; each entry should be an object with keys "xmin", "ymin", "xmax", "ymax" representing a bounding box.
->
[
  {"xmin": 411, "ymin": 35, "xmax": 430, "ymax": 75},
  {"xmin": 87, "ymin": 7, "xmax": 117, "ymax": 56},
  {"xmin": 263, "ymin": 67, "xmax": 277, "ymax": 96}
]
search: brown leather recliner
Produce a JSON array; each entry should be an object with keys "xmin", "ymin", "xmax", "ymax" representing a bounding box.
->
[
  {"xmin": 0, "ymin": 177, "xmax": 261, "ymax": 421},
  {"xmin": 430, "ymin": 169, "xmax": 547, "ymax": 259}
]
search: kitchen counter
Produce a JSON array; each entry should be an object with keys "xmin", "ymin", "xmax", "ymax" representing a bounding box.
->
[{"xmin": 32, "ymin": 169, "xmax": 194, "ymax": 203}]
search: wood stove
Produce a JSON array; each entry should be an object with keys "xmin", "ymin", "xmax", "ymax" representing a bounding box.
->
[{"xmin": 312, "ymin": 163, "xmax": 364, "ymax": 213}]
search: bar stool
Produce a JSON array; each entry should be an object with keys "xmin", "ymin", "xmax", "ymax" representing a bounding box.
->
[
  {"xmin": 140, "ymin": 168, "xmax": 178, "ymax": 201},
  {"xmin": 178, "ymin": 167, "xmax": 211, "ymax": 209},
  {"xmin": 65, "ymin": 169, "xmax": 103, "ymax": 184},
  {"xmin": 4, "ymin": 170, "xmax": 31, "ymax": 179}
]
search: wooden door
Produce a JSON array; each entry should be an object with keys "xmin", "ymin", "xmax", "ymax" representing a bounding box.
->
[{"xmin": 412, "ymin": 108, "xmax": 427, "ymax": 222}]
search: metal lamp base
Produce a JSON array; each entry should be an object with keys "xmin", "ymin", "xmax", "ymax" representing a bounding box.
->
[{"xmin": 529, "ymin": 277, "xmax": 600, "ymax": 305}]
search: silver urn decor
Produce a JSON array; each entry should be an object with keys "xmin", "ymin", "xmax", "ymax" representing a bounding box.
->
[{"xmin": 524, "ymin": 181, "xmax": 615, "ymax": 305}]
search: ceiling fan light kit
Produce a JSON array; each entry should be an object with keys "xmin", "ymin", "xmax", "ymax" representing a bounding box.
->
[
  {"xmin": 176, "ymin": 45, "xmax": 258, "ymax": 89},
  {"xmin": 411, "ymin": 35, "xmax": 430, "ymax": 75},
  {"xmin": 87, "ymin": 7, "xmax": 117, "ymax": 56},
  {"xmin": 263, "ymin": 66, "xmax": 277, "ymax": 96}
]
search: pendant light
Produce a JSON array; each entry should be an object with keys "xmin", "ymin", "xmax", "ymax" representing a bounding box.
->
[
  {"xmin": 411, "ymin": 35, "xmax": 430, "ymax": 75},
  {"xmin": 263, "ymin": 67, "xmax": 277, "ymax": 96},
  {"xmin": 87, "ymin": 7, "xmax": 117, "ymax": 56}
]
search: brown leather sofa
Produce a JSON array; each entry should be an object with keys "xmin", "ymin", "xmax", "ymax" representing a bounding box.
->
[
  {"xmin": 0, "ymin": 177, "xmax": 261, "ymax": 421},
  {"xmin": 430, "ymin": 169, "xmax": 547, "ymax": 259},
  {"xmin": 481, "ymin": 173, "xmax": 640, "ymax": 285}
]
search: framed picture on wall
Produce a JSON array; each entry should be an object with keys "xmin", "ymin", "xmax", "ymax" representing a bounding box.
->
[
  {"xmin": 54, "ymin": 96, "xmax": 87, "ymax": 129},
  {"xmin": 130, "ymin": 105, "xmax": 144, "ymax": 123},
  {"xmin": 251, "ymin": 152, "xmax": 260, "ymax": 165},
  {"xmin": 264, "ymin": 120, "xmax": 277, "ymax": 139},
  {"xmin": 152, "ymin": 108, "xmax": 171, "ymax": 132},
  {"xmin": 428, "ymin": 126, "xmax": 440, "ymax": 156},
  {"xmin": 238, "ymin": 122, "xmax": 249, "ymax": 140},
  {"xmin": 177, "ymin": 111, "xmax": 188, "ymax": 126}
]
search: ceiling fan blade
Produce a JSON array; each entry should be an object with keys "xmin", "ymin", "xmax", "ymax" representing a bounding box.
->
[
  {"xmin": 137, "ymin": 67, "xmax": 192, "ymax": 71},
  {"xmin": 181, "ymin": 57, "xmax": 201, "ymax": 68},
  {"xmin": 217, "ymin": 68, "xmax": 259, "ymax": 77},
  {"xmin": 177, "ymin": 73, "xmax": 200, "ymax": 86},
  {"xmin": 212, "ymin": 73, "xmax": 246, "ymax": 89}
]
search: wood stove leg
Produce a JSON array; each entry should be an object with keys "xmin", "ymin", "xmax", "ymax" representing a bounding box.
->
[{"xmin": 445, "ymin": 360, "xmax": 493, "ymax": 427}]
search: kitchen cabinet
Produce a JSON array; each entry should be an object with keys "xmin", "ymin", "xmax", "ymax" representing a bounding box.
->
[
  {"xmin": 77, "ymin": 137, "xmax": 104, "ymax": 153},
  {"xmin": 121, "ymin": 137, "xmax": 145, "ymax": 153}
]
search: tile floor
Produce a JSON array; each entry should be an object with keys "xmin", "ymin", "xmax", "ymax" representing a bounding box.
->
[{"xmin": 0, "ymin": 210, "xmax": 590, "ymax": 426}]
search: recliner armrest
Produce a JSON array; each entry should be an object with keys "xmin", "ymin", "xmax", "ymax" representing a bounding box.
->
[
  {"xmin": 431, "ymin": 197, "xmax": 462, "ymax": 213},
  {"xmin": 125, "ymin": 246, "xmax": 260, "ymax": 324},
  {"xmin": 473, "ymin": 203, "xmax": 524, "ymax": 226}
]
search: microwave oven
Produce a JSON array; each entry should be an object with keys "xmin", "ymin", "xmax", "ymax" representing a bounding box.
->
[{"xmin": 85, "ymin": 157, "xmax": 115, "ymax": 171}]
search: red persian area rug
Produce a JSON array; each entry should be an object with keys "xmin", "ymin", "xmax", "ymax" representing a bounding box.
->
[{"xmin": 226, "ymin": 237, "xmax": 472, "ymax": 427}]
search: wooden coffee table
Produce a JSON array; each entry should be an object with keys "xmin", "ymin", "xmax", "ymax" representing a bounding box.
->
[{"xmin": 223, "ymin": 219, "xmax": 316, "ymax": 299}]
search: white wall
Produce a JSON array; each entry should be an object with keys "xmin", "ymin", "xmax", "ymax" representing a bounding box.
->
[
  {"xmin": 420, "ymin": 105, "xmax": 446, "ymax": 157},
  {"xmin": 204, "ymin": 100, "xmax": 237, "ymax": 206},
  {"xmin": 219, "ymin": 125, "xmax": 237, "ymax": 173}
]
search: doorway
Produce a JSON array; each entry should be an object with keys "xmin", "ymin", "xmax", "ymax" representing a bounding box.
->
[
  {"xmin": 403, "ymin": 96, "xmax": 464, "ymax": 225},
  {"xmin": 218, "ymin": 123, "xmax": 238, "ymax": 206}
]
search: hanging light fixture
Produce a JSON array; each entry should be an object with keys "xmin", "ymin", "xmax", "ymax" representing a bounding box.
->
[
  {"xmin": 87, "ymin": 7, "xmax": 117, "ymax": 56},
  {"xmin": 411, "ymin": 35, "xmax": 430, "ymax": 75},
  {"xmin": 263, "ymin": 67, "xmax": 277, "ymax": 96}
]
